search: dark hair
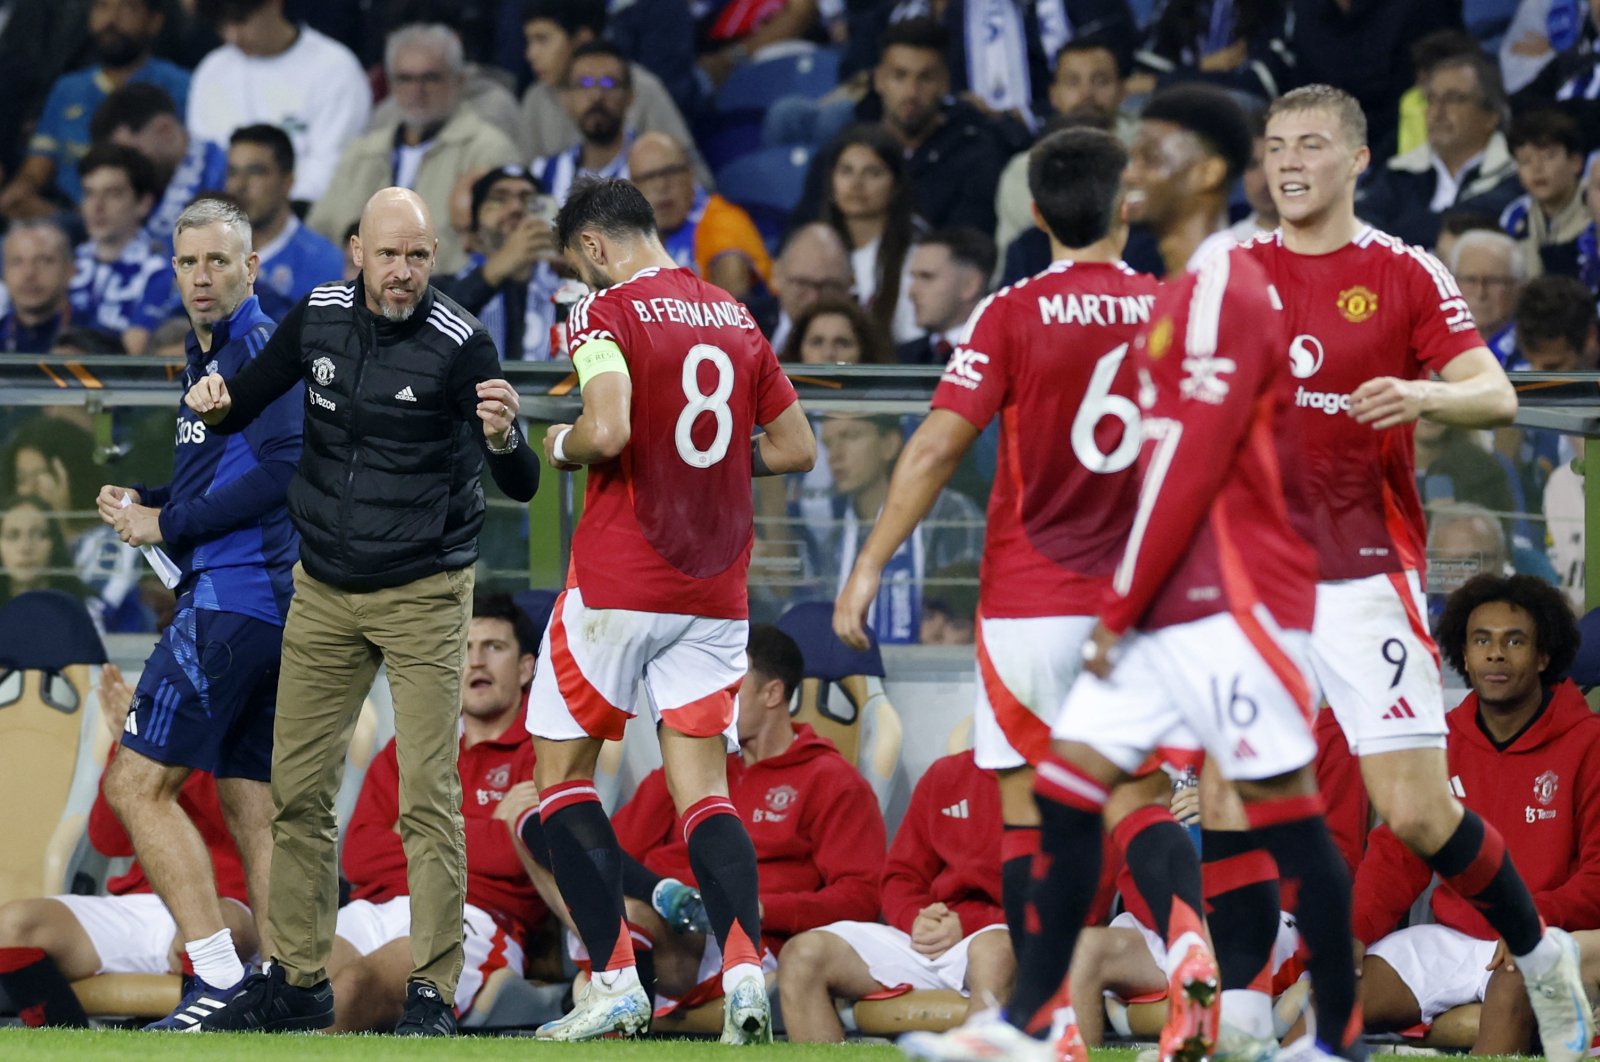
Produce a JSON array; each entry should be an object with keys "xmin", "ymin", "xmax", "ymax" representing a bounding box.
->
[
  {"xmin": 1437, "ymin": 573, "xmax": 1580, "ymax": 685},
  {"xmin": 51, "ymin": 328, "xmax": 127, "ymax": 356},
  {"xmin": 1028, "ymin": 126, "xmax": 1127, "ymax": 247},
  {"xmin": 0, "ymin": 493, "xmax": 87, "ymax": 601},
  {"xmin": 566, "ymin": 39, "xmax": 630, "ymax": 86},
  {"xmin": 522, "ymin": 0, "xmax": 607, "ymax": 36},
  {"xmin": 879, "ymin": 16, "xmax": 950, "ymax": 59},
  {"xmin": 1429, "ymin": 50, "xmax": 1506, "ymax": 118},
  {"xmin": 195, "ymin": 0, "xmax": 271, "ymax": 27},
  {"xmin": 1507, "ymin": 108, "xmax": 1584, "ymax": 157},
  {"xmin": 77, "ymin": 142, "xmax": 158, "ymax": 200},
  {"xmin": 1515, "ymin": 275, "xmax": 1597, "ymax": 353},
  {"xmin": 918, "ymin": 226, "xmax": 997, "ymax": 284},
  {"xmin": 1409, "ymin": 28, "xmax": 1483, "ymax": 80},
  {"xmin": 229, "ymin": 123, "xmax": 296, "ymax": 175},
  {"xmin": 1437, "ymin": 207, "xmax": 1500, "ymax": 239},
  {"xmin": 556, "ymin": 175, "xmax": 658, "ymax": 248},
  {"xmin": 748, "ymin": 623, "xmax": 803, "ymax": 703},
  {"xmin": 824, "ymin": 124, "xmax": 916, "ymax": 343},
  {"xmin": 1055, "ymin": 35, "xmax": 1128, "ymax": 78},
  {"xmin": 781, "ymin": 295, "xmax": 890, "ymax": 364},
  {"xmin": 90, "ymin": 83, "xmax": 179, "ymax": 143},
  {"xmin": 472, "ymin": 592, "xmax": 540, "ymax": 656},
  {"xmin": 4, "ymin": 416, "xmax": 98, "ymax": 510},
  {"xmin": 1141, "ymin": 84, "xmax": 1255, "ymax": 182},
  {"xmin": 1145, "ymin": 0, "xmax": 1278, "ymax": 69}
]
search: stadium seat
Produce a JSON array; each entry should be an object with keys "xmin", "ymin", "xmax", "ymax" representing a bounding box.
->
[
  {"xmin": 712, "ymin": 146, "xmax": 814, "ymax": 248},
  {"xmin": 946, "ymin": 715, "xmax": 974, "ymax": 754},
  {"xmin": 0, "ymin": 591, "xmax": 108, "ymax": 906},
  {"xmin": 847, "ymin": 989, "xmax": 969, "ymax": 1035},
  {"xmin": 713, "ymin": 46, "xmax": 842, "ymax": 113}
]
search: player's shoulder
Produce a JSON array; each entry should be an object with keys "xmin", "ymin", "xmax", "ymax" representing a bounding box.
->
[
  {"xmin": 1350, "ymin": 225, "xmax": 1453, "ymax": 282},
  {"xmin": 920, "ymin": 749, "xmax": 981, "ymax": 787}
]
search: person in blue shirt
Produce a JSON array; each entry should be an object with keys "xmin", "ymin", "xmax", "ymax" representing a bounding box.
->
[
  {"xmin": 225, "ymin": 124, "xmax": 344, "ymax": 322},
  {"xmin": 92, "ymin": 83, "xmax": 229, "ymax": 252},
  {"xmin": 94, "ymin": 196, "xmax": 302, "ymax": 1030},
  {"xmin": 0, "ymin": 0, "xmax": 190, "ymax": 216},
  {"xmin": 69, "ymin": 144, "xmax": 179, "ymax": 354}
]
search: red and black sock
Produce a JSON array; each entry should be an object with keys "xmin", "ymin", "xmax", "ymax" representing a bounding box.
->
[
  {"xmin": 520, "ymin": 805, "xmax": 662, "ymax": 899},
  {"xmin": 1425, "ymin": 809, "xmax": 1542, "ymax": 956},
  {"xmin": 1001, "ymin": 825, "xmax": 1041, "ymax": 956},
  {"xmin": 1201, "ymin": 829, "xmax": 1281, "ymax": 992},
  {"xmin": 683, "ymin": 797, "xmax": 763, "ymax": 976},
  {"xmin": 539, "ymin": 780, "xmax": 635, "ymax": 974},
  {"xmin": 0, "ymin": 947, "xmax": 88, "ymax": 1028},
  {"xmin": 1114, "ymin": 805, "xmax": 1203, "ymax": 946}
]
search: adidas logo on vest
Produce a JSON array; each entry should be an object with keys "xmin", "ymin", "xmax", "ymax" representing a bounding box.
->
[{"xmin": 395, "ymin": 386, "xmax": 417, "ymax": 402}]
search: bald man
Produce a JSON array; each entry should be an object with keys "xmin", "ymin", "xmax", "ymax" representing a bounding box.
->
[
  {"xmin": 181, "ymin": 186, "xmax": 542, "ymax": 1037},
  {"xmin": 627, "ymin": 131, "xmax": 770, "ymax": 299},
  {"xmin": 751, "ymin": 222, "xmax": 853, "ymax": 350}
]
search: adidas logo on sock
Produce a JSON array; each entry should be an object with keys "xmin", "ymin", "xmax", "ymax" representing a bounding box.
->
[
  {"xmin": 395, "ymin": 385, "xmax": 418, "ymax": 402},
  {"xmin": 941, "ymin": 799, "xmax": 969, "ymax": 819}
]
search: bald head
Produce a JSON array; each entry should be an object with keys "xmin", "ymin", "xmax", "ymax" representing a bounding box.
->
[
  {"xmin": 774, "ymin": 222, "xmax": 853, "ymax": 319},
  {"xmin": 628, "ymin": 132, "xmax": 694, "ymax": 232},
  {"xmin": 353, "ymin": 187, "xmax": 438, "ymax": 321}
]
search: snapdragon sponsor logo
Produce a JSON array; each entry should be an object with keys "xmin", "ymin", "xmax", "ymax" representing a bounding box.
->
[
  {"xmin": 1295, "ymin": 387, "xmax": 1351, "ymax": 415},
  {"xmin": 1289, "ymin": 333, "xmax": 1350, "ymax": 414}
]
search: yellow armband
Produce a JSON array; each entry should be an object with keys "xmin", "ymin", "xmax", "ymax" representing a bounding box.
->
[{"xmin": 573, "ymin": 338, "xmax": 629, "ymax": 388}]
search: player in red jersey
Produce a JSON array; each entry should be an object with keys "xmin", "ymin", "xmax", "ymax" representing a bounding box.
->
[
  {"xmin": 1200, "ymin": 84, "xmax": 1592, "ymax": 1062},
  {"xmin": 527, "ymin": 177, "xmax": 815, "ymax": 1044},
  {"xmin": 900, "ymin": 85, "xmax": 1360, "ymax": 1062}
]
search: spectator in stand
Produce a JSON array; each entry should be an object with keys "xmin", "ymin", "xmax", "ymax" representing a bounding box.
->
[
  {"xmin": 0, "ymin": 665, "xmax": 253, "ymax": 1027},
  {"xmin": 1517, "ymin": 274, "xmax": 1598, "ymax": 372},
  {"xmin": 0, "ymin": 494, "xmax": 91, "ymax": 605},
  {"xmin": 1501, "ymin": 108, "xmax": 1590, "ymax": 279},
  {"xmin": 530, "ymin": 41, "xmax": 635, "ymax": 207},
  {"xmin": 435, "ymin": 166, "xmax": 565, "ymax": 362},
  {"xmin": 0, "ymin": 220, "xmax": 75, "ymax": 353},
  {"xmin": 225, "ymin": 125, "xmax": 345, "ymax": 322},
  {"xmin": 1552, "ymin": 0, "xmax": 1600, "ymax": 100},
  {"xmin": 628, "ymin": 132, "xmax": 770, "ymax": 301},
  {"xmin": 779, "ymin": 750, "xmax": 1012, "ymax": 1042},
  {"xmin": 1355, "ymin": 574, "xmax": 1600, "ymax": 1055},
  {"xmin": 897, "ymin": 228, "xmax": 994, "ymax": 365},
  {"xmin": 1394, "ymin": 29, "xmax": 1484, "ymax": 161},
  {"xmin": 90, "ymin": 85, "xmax": 230, "ymax": 252},
  {"xmin": 1128, "ymin": 0, "xmax": 1293, "ymax": 102},
  {"xmin": 1449, "ymin": 228, "xmax": 1526, "ymax": 366},
  {"xmin": 1434, "ymin": 206, "xmax": 1502, "ymax": 266},
  {"xmin": 1358, "ymin": 50, "xmax": 1524, "ymax": 250},
  {"xmin": 519, "ymin": 0, "xmax": 705, "ymax": 182},
  {"xmin": 327, "ymin": 594, "xmax": 546, "ymax": 1033},
  {"xmin": 824, "ymin": 124, "xmax": 922, "ymax": 344},
  {"xmin": 748, "ymin": 222, "xmax": 854, "ymax": 350},
  {"xmin": 0, "ymin": 0, "xmax": 189, "ymax": 218},
  {"xmin": 0, "ymin": 2, "xmax": 97, "ymax": 194},
  {"xmin": 695, "ymin": 0, "xmax": 821, "ymax": 90},
  {"xmin": 781, "ymin": 296, "xmax": 887, "ymax": 365},
  {"xmin": 69, "ymin": 145, "xmax": 177, "ymax": 355},
  {"xmin": 187, "ymin": 0, "xmax": 372, "ymax": 205}
]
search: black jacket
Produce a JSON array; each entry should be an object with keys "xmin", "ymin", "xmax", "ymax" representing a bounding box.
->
[{"xmin": 215, "ymin": 279, "xmax": 540, "ymax": 592}]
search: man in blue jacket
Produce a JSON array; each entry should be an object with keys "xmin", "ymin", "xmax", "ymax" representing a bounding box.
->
[{"xmin": 93, "ymin": 196, "xmax": 302, "ymax": 1030}]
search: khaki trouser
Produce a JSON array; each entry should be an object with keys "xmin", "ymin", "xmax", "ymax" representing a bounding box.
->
[{"xmin": 267, "ymin": 563, "xmax": 474, "ymax": 994}]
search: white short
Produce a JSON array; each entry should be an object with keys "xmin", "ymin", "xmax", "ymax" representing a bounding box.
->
[
  {"xmin": 973, "ymin": 615, "xmax": 1095, "ymax": 770},
  {"xmin": 817, "ymin": 921, "xmax": 1008, "ymax": 995},
  {"xmin": 1052, "ymin": 612, "xmax": 1320, "ymax": 782},
  {"xmin": 335, "ymin": 896, "xmax": 524, "ymax": 1016},
  {"xmin": 53, "ymin": 893, "xmax": 180, "ymax": 976},
  {"xmin": 1109, "ymin": 909, "xmax": 1300, "ymax": 989},
  {"xmin": 1312, "ymin": 572, "xmax": 1446, "ymax": 756},
  {"xmin": 1366, "ymin": 923, "xmax": 1495, "ymax": 1024},
  {"xmin": 525, "ymin": 587, "xmax": 746, "ymax": 746}
]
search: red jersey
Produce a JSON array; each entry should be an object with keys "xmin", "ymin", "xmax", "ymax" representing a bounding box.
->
[
  {"xmin": 1103, "ymin": 235, "xmax": 1317, "ymax": 635},
  {"xmin": 880, "ymin": 750, "xmax": 1004, "ymax": 937},
  {"xmin": 612, "ymin": 724, "xmax": 884, "ymax": 953},
  {"xmin": 88, "ymin": 746, "xmax": 248, "ymax": 902},
  {"xmin": 342, "ymin": 721, "xmax": 546, "ymax": 941},
  {"xmin": 566, "ymin": 267, "xmax": 799, "ymax": 619},
  {"xmin": 1352, "ymin": 680, "xmax": 1600, "ymax": 944},
  {"xmin": 1242, "ymin": 228, "xmax": 1485, "ymax": 581},
  {"xmin": 932, "ymin": 260, "xmax": 1159, "ymax": 617}
]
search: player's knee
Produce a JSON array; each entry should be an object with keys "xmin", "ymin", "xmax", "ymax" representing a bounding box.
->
[
  {"xmin": 0, "ymin": 900, "xmax": 54, "ymax": 950},
  {"xmin": 964, "ymin": 931, "xmax": 1015, "ymax": 981},
  {"xmin": 776, "ymin": 930, "xmax": 832, "ymax": 986}
]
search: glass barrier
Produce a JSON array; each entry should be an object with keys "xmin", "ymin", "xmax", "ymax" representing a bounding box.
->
[{"xmin": 3, "ymin": 356, "xmax": 1597, "ymax": 642}]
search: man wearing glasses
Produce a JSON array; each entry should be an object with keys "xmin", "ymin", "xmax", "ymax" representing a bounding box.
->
[{"xmin": 531, "ymin": 42, "xmax": 635, "ymax": 206}]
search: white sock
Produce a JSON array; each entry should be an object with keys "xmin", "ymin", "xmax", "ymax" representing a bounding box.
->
[
  {"xmin": 1164, "ymin": 931, "xmax": 1207, "ymax": 979},
  {"xmin": 592, "ymin": 965, "xmax": 641, "ymax": 994},
  {"xmin": 1514, "ymin": 932, "xmax": 1563, "ymax": 980},
  {"xmin": 186, "ymin": 928, "xmax": 244, "ymax": 990},
  {"xmin": 721, "ymin": 961, "xmax": 764, "ymax": 997},
  {"xmin": 1221, "ymin": 988, "xmax": 1275, "ymax": 1039}
]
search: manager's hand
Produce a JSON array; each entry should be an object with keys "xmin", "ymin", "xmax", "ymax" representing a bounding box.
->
[
  {"xmin": 184, "ymin": 374, "xmax": 233, "ymax": 426},
  {"xmin": 477, "ymin": 379, "xmax": 521, "ymax": 449}
]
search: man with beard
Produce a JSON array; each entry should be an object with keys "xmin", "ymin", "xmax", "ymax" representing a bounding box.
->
[
  {"xmin": 532, "ymin": 42, "xmax": 635, "ymax": 206},
  {"xmin": 225, "ymin": 124, "xmax": 344, "ymax": 321},
  {"xmin": 180, "ymin": 186, "xmax": 541, "ymax": 1034},
  {"xmin": 0, "ymin": 0, "xmax": 191, "ymax": 217},
  {"xmin": 437, "ymin": 166, "xmax": 566, "ymax": 361},
  {"xmin": 91, "ymin": 84, "xmax": 229, "ymax": 252},
  {"xmin": 309, "ymin": 24, "xmax": 518, "ymax": 275}
]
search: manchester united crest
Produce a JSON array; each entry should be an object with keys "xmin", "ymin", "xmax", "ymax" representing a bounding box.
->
[
  {"xmin": 1337, "ymin": 285, "xmax": 1379, "ymax": 323},
  {"xmin": 1534, "ymin": 769, "xmax": 1559, "ymax": 807},
  {"xmin": 486, "ymin": 764, "xmax": 510, "ymax": 790}
]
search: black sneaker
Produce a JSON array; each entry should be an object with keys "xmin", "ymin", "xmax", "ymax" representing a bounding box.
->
[
  {"xmin": 393, "ymin": 980, "xmax": 456, "ymax": 1037},
  {"xmin": 192, "ymin": 963, "xmax": 334, "ymax": 1032}
]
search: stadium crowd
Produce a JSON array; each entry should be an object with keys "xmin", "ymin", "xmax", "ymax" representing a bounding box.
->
[{"xmin": 2, "ymin": 0, "xmax": 1600, "ymax": 1055}]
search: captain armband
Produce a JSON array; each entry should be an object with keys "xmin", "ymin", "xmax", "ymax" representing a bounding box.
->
[{"xmin": 572, "ymin": 338, "xmax": 630, "ymax": 388}]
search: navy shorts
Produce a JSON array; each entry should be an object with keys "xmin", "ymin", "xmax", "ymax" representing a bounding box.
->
[{"xmin": 122, "ymin": 599, "xmax": 283, "ymax": 781}]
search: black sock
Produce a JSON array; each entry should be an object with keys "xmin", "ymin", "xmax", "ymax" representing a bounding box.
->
[
  {"xmin": 621, "ymin": 856, "xmax": 663, "ymax": 902},
  {"xmin": 539, "ymin": 782, "xmax": 634, "ymax": 973},
  {"xmin": 1202, "ymin": 829, "xmax": 1281, "ymax": 992},
  {"xmin": 1249, "ymin": 799, "xmax": 1357, "ymax": 1052},
  {"xmin": 0, "ymin": 947, "xmax": 89, "ymax": 1027},
  {"xmin": 1001, "ymin": 825, "xmax": 1040, "ymax": 956},
  {"xmin": 1425, "ymin": 809, "xmax": 1542, "ymax": 956},
  {"xmin": 1115, "ymin": 806, "xmax": 1203, "ymax": 944},
  {"xmin": 518, "ymin": 808, "xmax": 553, "ymax": 868},
  {"xmin": 630, "ymin": 928, "xmax": 657, "ymax": 1001},
  {"xmin": 683, "ymin": 797, "xmax": 763, "ymax": 976},
  {"xmin": 1006, "ymin": 760, "xmax": 1108, "ymax": 1035}
]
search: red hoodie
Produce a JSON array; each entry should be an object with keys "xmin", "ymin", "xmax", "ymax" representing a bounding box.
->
[
  {"xmin": 1353, "ymin": 679, "xmax": 1600, "ymax": 944},
  {"xmin": 87, "ymin": 744, "xmax": 249, "ymax": 902},
  {"xmin": 881, "ymin": 751, "xmax": 1004, "ymax": 937},
  {"xmin": 341, "ymin": 718, "xmax": 547, "ymax": 941},
  {"xmin": 613, "ymin": 724, "xmax": 885, "ymax": 953}
]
